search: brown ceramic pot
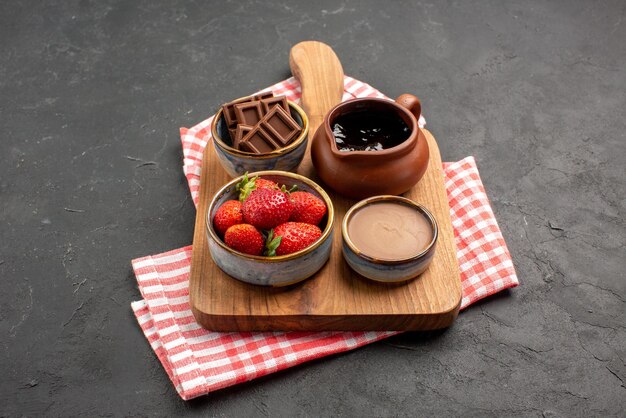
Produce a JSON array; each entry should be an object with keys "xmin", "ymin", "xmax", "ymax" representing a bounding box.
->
[{"xmin": 311, "ymin": 94, "xmax": 429, "ymax": 199}]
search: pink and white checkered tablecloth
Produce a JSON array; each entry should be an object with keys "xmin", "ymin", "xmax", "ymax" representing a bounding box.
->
[{"xmin": 130, "ymin": 76, "xmax": 519, "ymax": 400}]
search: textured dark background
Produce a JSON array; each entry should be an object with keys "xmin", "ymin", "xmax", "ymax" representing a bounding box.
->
[{"xmin": 1, "ymin": 0, "xmax": 625, "ymax": 416}]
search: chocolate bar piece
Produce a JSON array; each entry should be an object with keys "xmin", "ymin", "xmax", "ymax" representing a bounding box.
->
[
  {"xmin": 239, "ymin": 126, "xmax": 281, "ymax": 154},
  {"xmin": 260, "ymin": 95, "xmax": 289, "ymax": 115},
  {"xmin": 222, "ymin": 97, "xmax": 252, "ymax": 128},
  {"xmin": 234, "ymin": 101, "xmax": 263, "ymax": 126},
  {"xmin": 233, "ymin": 124, "xmax": 253, "ymax": 149},
  {"xmin": 259, "ymin": 105, "xmax": 302, "ymax": 146},
  {"xmin": 220, "ymin": 92, "xmax": 301, "ymax": 152},
  {"xmin": 253, "ymin": 91, "xmax": 274, "ymax": 100}
]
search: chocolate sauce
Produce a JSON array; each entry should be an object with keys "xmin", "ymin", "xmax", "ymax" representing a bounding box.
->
[{"xmin": 332, "ymin": 111, "xmax": 410, "ymax": 152}]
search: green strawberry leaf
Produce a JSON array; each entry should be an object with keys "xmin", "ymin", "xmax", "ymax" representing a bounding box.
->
[
  {"xmin": 264, "ymin": 229, "xmax": 282, "ymax": 257},
  {"xmin": 235, "ymin": 172, "xmax": 249, "ymax": 194},
  {"xmin": 236, "ymin": 172, "xmax": 259, "ymax": 202},
  {"xmin": 279, "ymin": 184, "xmax": 299, "ymax": 194}
]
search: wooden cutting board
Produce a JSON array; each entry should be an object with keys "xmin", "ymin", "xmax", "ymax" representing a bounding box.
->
[
  {"xmin": 189, "ymin": 129, "xmax": 461, "ymax": 331},
  {"xmin": 189, "ymin": 42, "xmax": 461, "ymax": 331}
]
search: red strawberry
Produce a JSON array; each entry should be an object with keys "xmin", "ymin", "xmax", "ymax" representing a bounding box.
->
[
  {"xmin": 213, "ymin": 200, "xmax": 243, "ymax": 236},
  {"xmin": 268, "ymin": 222, "xmax": 322, "ymax": 256},
  {"xmin": 224, "ymin": 224, "xmax": 264, "ymax": 256},
  {"xmin": 255, "ymin": 178, "xmax": 278, "ymax": 190},
  {"xmin": 236, "ymin": 173, "xmax": 278, "ymax": 201},
  {"xmin": 242, "ymin": 188, "xmax": 294, "ymax": 230},
  {"xmin": 289, "ymin": 191, "xmax": 327, "ymax": 225}
]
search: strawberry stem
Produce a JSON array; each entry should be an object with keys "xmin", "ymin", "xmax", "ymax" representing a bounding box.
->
[
  {"xmin": 279, "ymin": 184, "xmax": 299, "ymax": 194},
  {"xmin": 236, "ymin": 172, "xmax": 258, "ymax": 202},
  {"xmin": 264, "ymin": 229, "xmax": 282, "ymax": 257}
]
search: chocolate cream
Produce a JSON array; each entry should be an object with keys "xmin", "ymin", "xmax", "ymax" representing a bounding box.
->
[{"xmin": 348, "ymin": 202, "xmax": 433, "ymax": 261}]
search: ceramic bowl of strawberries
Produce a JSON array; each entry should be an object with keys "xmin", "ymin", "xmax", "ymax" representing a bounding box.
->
[{"xmin": 206, "ymin": 171, "xmax": 334, "ymax": 286}]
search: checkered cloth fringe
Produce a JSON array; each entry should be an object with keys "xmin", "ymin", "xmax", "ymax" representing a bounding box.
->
[{"xmin": 131, "ymin": 76, "xmax": 518, "ymax": 400}]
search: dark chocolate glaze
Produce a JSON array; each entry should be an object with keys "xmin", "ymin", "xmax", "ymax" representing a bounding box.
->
[{"xmin": 332, "ymin": 111, "xmax": 410, "ymax": 152}]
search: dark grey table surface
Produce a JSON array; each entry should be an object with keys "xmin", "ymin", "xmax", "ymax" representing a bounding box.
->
[{"xmin": 1, "ymin": 0, "xmax": 624, "ymax": 416}]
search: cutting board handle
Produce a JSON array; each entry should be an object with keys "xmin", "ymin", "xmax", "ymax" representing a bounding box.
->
[
  {"xmin": 289, "ymin": 41, "xmax": 344, "ymax": 135},
  {"xmin": 289, "ymin": 41, "xmax": 345, "ymax": 178}
]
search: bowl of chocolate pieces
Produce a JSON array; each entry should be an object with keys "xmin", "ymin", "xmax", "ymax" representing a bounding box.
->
[{"xmin": 211, "ymin": 92, "xmax": 309, "ymax": 177}]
